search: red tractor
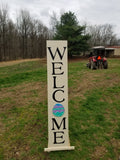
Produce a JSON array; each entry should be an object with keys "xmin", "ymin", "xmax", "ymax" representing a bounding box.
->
[{"xmin": 87, "ymin": 46, "xmax": 108, "ymax": 70}]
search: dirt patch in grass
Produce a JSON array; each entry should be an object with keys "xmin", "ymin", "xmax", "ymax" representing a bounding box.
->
[
  {"xmin": 69, "ymin": 71, "xmax": 120, "ymax": 100},
  {"xmin": 0, "ymin": 117, "xmax": 5, "ymax": 136},
  {"xmin": 91, "ymin": 146, "xmax": 108, "ymax": 160},
  {"xmin": 110, "ymin": 138, "xmax": 120, "ymax": 159},
  {"xmin": 92, "ymin": 138, "xmax": 120, "ymax": 159},
  {"xmin": 0, "ymin": 81, "xmax": 47, "ymax": 112},
  {"xmin": 0, "ymin": 81, "xmax": 48, "ymax": 160},
  {"xmin": 0, "ymin": 58, "xmax": 46, "ymax": 67}
]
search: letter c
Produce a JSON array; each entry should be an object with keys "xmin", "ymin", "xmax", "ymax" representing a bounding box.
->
[{"xmin": 52, "ymin": 89, "xmax": 65, "ymax": 103}]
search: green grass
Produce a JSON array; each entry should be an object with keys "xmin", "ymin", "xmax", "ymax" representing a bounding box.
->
[
  {"xmin": 0, "ymin": 61, "xmax": 47, "ymax": 88},
  {"xmin": 0, "ymin": 58, "xmax": 120, "ymax": 160}
]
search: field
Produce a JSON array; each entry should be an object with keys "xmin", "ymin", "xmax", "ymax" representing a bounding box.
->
[{"xmin": 0, "ymin": 58, "xmax": 120, "ymax": 160}]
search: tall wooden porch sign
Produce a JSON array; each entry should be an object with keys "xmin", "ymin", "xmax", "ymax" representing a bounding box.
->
[{"xmin": 44, "ymin": 40, "xmax": 75, "ymax": 152}]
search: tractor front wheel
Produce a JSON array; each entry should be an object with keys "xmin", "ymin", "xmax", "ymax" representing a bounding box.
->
[
  {"xmin": 103, "ymin": 61, "xmax": 108, "ymax": 69},
  {"xmin": 91, "ymin": 61, "xmax": 96, "ymax": 70}
]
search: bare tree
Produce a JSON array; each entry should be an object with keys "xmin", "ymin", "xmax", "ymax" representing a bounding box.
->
[
  {"xmin": 16, "ymin": 10, "xmax": 50, "ymax": 59},
  {"xmin": 0, "ymin": 5, "xmax": 51, "ymax": 61},
  {"xmin": 87, "ymin": 24, "xmax": 119, "ymax": 46},
  {"xmin": 7, "ymin": 20, "xmax": 17, "ymax": 60},
  {"xmin": 17, "ymin": 10, "xmax": 31, "ymax": 58},
  {"xmin": 37, "ymin": 21, "xmax": 49, "ymax": 58},
  {"xmin": 29, "ymin": 19, "xmax": 38, "ymax": 58},
  {"xmin": 0, "ymin": 4, "xmax": 9, "ymax": 61},
  {"xmin": 49, "ymin": 11, "xmax": 58, "ymax": 37}
]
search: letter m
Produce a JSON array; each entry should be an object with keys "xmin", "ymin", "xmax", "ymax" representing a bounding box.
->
[
  {"xmin": 52, "ymin": 117, "xmax": 66, "ymax": 130},
  {"xmin": 48, "ymin": 47, "xmax": 66, "ymax": 60}
]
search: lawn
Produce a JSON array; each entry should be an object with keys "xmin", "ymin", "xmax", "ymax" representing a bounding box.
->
[{"xmin": 0, "ymin": 58, "xmax": 120, "ymax": 160}]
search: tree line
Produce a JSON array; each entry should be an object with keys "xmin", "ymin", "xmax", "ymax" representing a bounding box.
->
[
  {"xmin": 0, "ymin": 6, "xmax": 51, "ymax": 61},
  {"xmin": 0, "ymin": 6, "xmax": 120, "ymax": 61},
  {"xmin": 86, "ymin": 24, "xmax": 120, "ymax": 46}
]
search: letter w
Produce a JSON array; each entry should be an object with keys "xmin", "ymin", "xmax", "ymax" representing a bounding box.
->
[{"xmin": 48, "ymin": 47, "xmax": 66, "ymax": 60}]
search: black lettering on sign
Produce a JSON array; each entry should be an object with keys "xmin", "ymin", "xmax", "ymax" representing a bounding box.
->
[
  {"xmin": 53, "ymin": 131, "xmax": 65, "ymax": 144},
  {"xmin": 52, "ymin": 62, "xmax": 64, "ymax": 75},
  {"xmin": 52, "ymin": 89, "xmax": 65, "ymax": 103},
  {"xmin": 53, "ymin": 76, "xmax": 64, "ymax": 89},
  {"xmin": 48, "ymin": 47, "xmax": 66, "ymax": 60},
  {"xmin": 52, "ymin": 117, "xmax": 66, "ymax": 130}
]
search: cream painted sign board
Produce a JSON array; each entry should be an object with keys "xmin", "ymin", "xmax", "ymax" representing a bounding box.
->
[{"xmin": 44, "ymin": 40, "xmax": 74, "ymax": 152}]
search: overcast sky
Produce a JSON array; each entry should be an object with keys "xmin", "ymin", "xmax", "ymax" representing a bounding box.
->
[{"xmin": 0, "ymin": 0, "xmax": 120, "ymax": 37}]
